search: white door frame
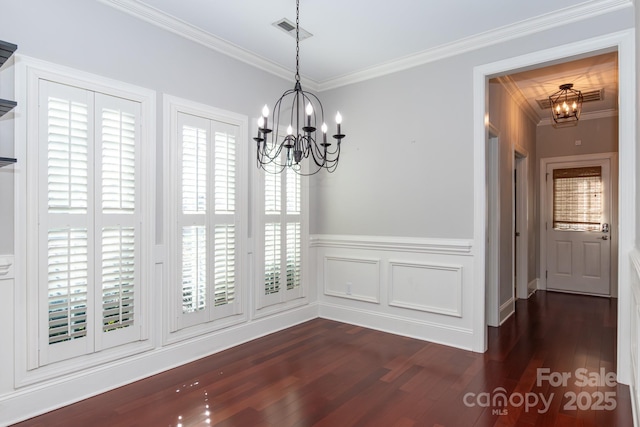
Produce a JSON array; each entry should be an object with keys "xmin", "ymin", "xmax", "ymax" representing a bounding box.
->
[
  {"xmin": 473, "ymin": 29, "xmax": 635, "ymax": 386},
  {"xmin": 514, "ymin": 146, "xmax": 529, "ymax": 300},
  {"xmin": 539, "ymin": 153, "xmax": 618, "ymax": 297},
  {"xmin": 485, "ymin": 125, "xmax": 500, "ymax": 327}
]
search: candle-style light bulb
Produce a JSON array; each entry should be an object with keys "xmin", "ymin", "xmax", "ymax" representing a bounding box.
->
[
  {"xmin": 287, "ymin": 124, "xmax": 293, "ymax": 135},
  {"xmin": 256, "ymin": 116, "xmax": 264, "ymax": 139},
  {"xmin": 335, "ymin": 112, "xmax": 342, "ymax": 136},
  {"xmin": 261, "ymin": 104, "xmax": 269, "ymax": 130},
  {"xmin": 321, "ymin": 122, "xmax": 328, "ymax": 144},
  {"xmin": 305, "ymin": 102, "xmax": 313, "ymax": 129}
]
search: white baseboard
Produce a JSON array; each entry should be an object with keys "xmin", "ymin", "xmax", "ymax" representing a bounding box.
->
[
  {"xmin": 499, "ymin": 297, "xmax": 515, "ymax": 325},
  {"xmin": 528, "ymin": 278, "xmax": 539, "ymax": 297},
  {"xmin": 318, "ymin": 302, "xmax": 474, "ymax": 351}
]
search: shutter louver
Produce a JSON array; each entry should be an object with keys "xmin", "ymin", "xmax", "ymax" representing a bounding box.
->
[
  {"xmin": 214, "ymin": 131, "xmax": 235, "ymax": 214},
  {"xmin": 47, "ymin": 97, "xmax": 88, "ymax": 214},
  {"xmin": 182, "ymin": 226, "xmax": 207, "ymax": 313},
  {"xmin": 102, "ymin": 108, "xmax": 136, "ymax": 213},
  {"xmin": 286, "ymin": 168, "xmax": 300, "ymax": 214},
  {"xmin": 102, "ymin": 226, "xmax": 135, "ymax": 332},
  {"xmin": 47, "ymin": 228, "xmax": 89, "ymax": 344},
  {"xmin": 286, "ymin": 222, "xmax": 301, "ymax": 290},
  {"xmin": 265, "ymin": 223, "xmax": 281, "ymax": 295},
  {"xmin": 182, "ymin": 125, "xmax": 207, "ymax": 214},
  {"xmin": 265, "ymin": 163, "xmax": 281, "ymax": 214},
  {"xmin": 214, "ymin": 225, "xmax": 235, "ymax": 306}
]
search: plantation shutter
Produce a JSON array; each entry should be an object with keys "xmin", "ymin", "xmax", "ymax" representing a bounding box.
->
[
  {"xmin": 177, "ymin": 113, "xmax": 239, "ymax": 330},
  {"xmin": 260, "ymin": 154, "xmax": 303, "ymax": 307},
  {"xmin": 212, "ymin": 127, "xmax": 236, "ymax": 310},
  {"xmin": 96, "ymin": 94, "xmax": 141, "ymax": 350},
  {"xmin": 286, "ymin": 169, "xmax": 301, "ymax": 290},
  {"xmin": 39, "ymin": 81, "xmax": 142, "ymax": 365}
]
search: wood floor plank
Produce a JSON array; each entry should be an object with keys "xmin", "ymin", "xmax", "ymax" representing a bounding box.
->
[{"xmin": 11, "ymin": 291, "xmax": 633, "ymax": 427}]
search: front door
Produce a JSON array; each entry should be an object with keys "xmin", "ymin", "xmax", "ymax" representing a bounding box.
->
[{"xmin": 545, "ymin": 158, "xmax": 611, "ymax": 295}]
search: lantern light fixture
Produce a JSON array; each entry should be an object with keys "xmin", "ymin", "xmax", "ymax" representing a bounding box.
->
[{"xmin": 549, "ymin": 83, "xmax": 583, "ymax": 126}]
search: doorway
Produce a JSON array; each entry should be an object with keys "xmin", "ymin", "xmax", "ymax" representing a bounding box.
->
[
  {"xmin": 541, "ymin": 154, "xmax": 617, "ymax": 296},
  {"xmin": 514, "ymin": 149, "xmax": 528, "ymax": 300},
  {"xmin": 472, "ymin": 30, "xmax": 634, "ymax": 387}
]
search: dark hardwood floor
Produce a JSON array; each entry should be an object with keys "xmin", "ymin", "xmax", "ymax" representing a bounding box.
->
[{"xmin": 12, "ymin": 291, "xmax": 632, "ymax": 426}]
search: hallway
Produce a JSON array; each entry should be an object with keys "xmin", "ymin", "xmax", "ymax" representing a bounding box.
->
[{"xmin": 13, "ymin": 291, "xmax": 632, "ymax": 426}]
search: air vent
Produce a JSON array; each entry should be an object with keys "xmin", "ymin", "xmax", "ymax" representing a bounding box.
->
[
  {"xmin": 536, "ymin": 89, "xmax": 603, "ymax": 109},
  {"xmin": 272, "ymin": 18, "xmax": 313, "ymax": 40}
]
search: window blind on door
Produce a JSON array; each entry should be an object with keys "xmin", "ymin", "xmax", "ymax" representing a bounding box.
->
[{"xmin": 552, "ymin": 166, "xmax": 602, "ymax": 231}]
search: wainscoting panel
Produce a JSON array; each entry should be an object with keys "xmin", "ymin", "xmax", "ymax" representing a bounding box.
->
[
  {"xmin": 388, "ymin": 261, "xmax": 462, "ymax": 317},
  {"xmin": 312, "ymin": 235, "xmax": 476, "ymax": 350},
  {"xmin": 0, "ymin": 256, "xmax": 15, "ymax": 398},
  {"xmin": 323, "ymin": 256, "xmax": 380, "ymax": 303}
]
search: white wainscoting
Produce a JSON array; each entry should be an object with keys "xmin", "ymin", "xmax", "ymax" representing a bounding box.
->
[
  {"xmin": 388, "ymin": 260, "xmax": 462, "ymax": 317},
  {"xmin": 323, "ymin": 255, "xmax": 380, "ymax": 303},
  {"xmin": 629, "ymin": 249, "xmax": 640, "ymax": 427},
  {"xmin": 312, "ymin": 235, "xmax": 476, "ymax": 350},
  {"xmin": 0, "ymin": 255, "xmax": 15, "ymax": 399}
]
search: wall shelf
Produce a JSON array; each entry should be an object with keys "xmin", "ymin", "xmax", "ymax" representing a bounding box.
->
[
  {"xmin": 0, "ymin": 40, "xmax": 17, "ymax": 168},
  {"xmin": 0, "ymin": 99, "xmax": 16, "ymax": 118},
  {"xmin": 0, "ymin": 157, "xmax": 16, "ymax": 167},
  {"xmin": 0, "ymin": 40, "xmax": 17, "ymax": 69}
]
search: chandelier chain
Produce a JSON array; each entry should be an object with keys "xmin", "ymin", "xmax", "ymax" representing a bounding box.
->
[{"xmin": 295, "ymin": 0, "xmax": 300, "ymax": 82}]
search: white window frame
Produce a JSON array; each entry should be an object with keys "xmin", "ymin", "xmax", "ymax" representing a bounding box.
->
[
  {"xmin": 252, "ymin": 122, "xmax": 309, "ymax": 318},
  {"xmin": 163, "ymin": 95, "xmax": 248, "ymax": 345},
  {"xmin": 14, "ymin": 56, "xmax": 155, "ymax": 387}
]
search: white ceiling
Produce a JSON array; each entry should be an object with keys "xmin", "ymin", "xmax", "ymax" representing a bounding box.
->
[{"xmin": 101, "ymin": 0, "xmax": 621, "ymax": 123}]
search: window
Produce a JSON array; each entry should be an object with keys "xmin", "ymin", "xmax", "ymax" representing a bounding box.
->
[
  {"xmin": 255, "ymin": 148, "xmax": 307, "ymax": 312},
  {"xmin": 553, "ymin": 166, "xmax": 602, "ymax": 231},
  {"xmin": 165, "ymin": 97, "xmax": 247, "ymax": 338},
  {"xmin": 25, "ymin": 73, "xmax": 154, "ymax": 369}
]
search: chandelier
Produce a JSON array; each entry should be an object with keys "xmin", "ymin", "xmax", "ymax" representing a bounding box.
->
[
  {"xmin": 549, "ymin": 83, "xmax": 583, "ymax": 126},
  {"xmin": 253, "ymin": 0, "xmax": 345, "ymax": 175}
]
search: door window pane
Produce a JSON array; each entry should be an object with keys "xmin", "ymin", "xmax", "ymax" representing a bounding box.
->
[{"xmin": 553, "ymin": 166, "xmax": 602, "ymax": 231}]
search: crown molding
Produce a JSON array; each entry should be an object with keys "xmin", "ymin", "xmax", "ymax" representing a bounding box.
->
[
  {"xmin": 319, "ymin": 0, "xmax": 632, "ymax": 90},
  {"xmin": 99, "ymin": 0, "xmax": 632, "ymax": 92},
  {"xmin": 96, "ymin": 0, "xmax": 304, "ymax": 86},
  {"xmin": 494, "ymin": 75, "xmax": 542, "ymax": 125}
]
